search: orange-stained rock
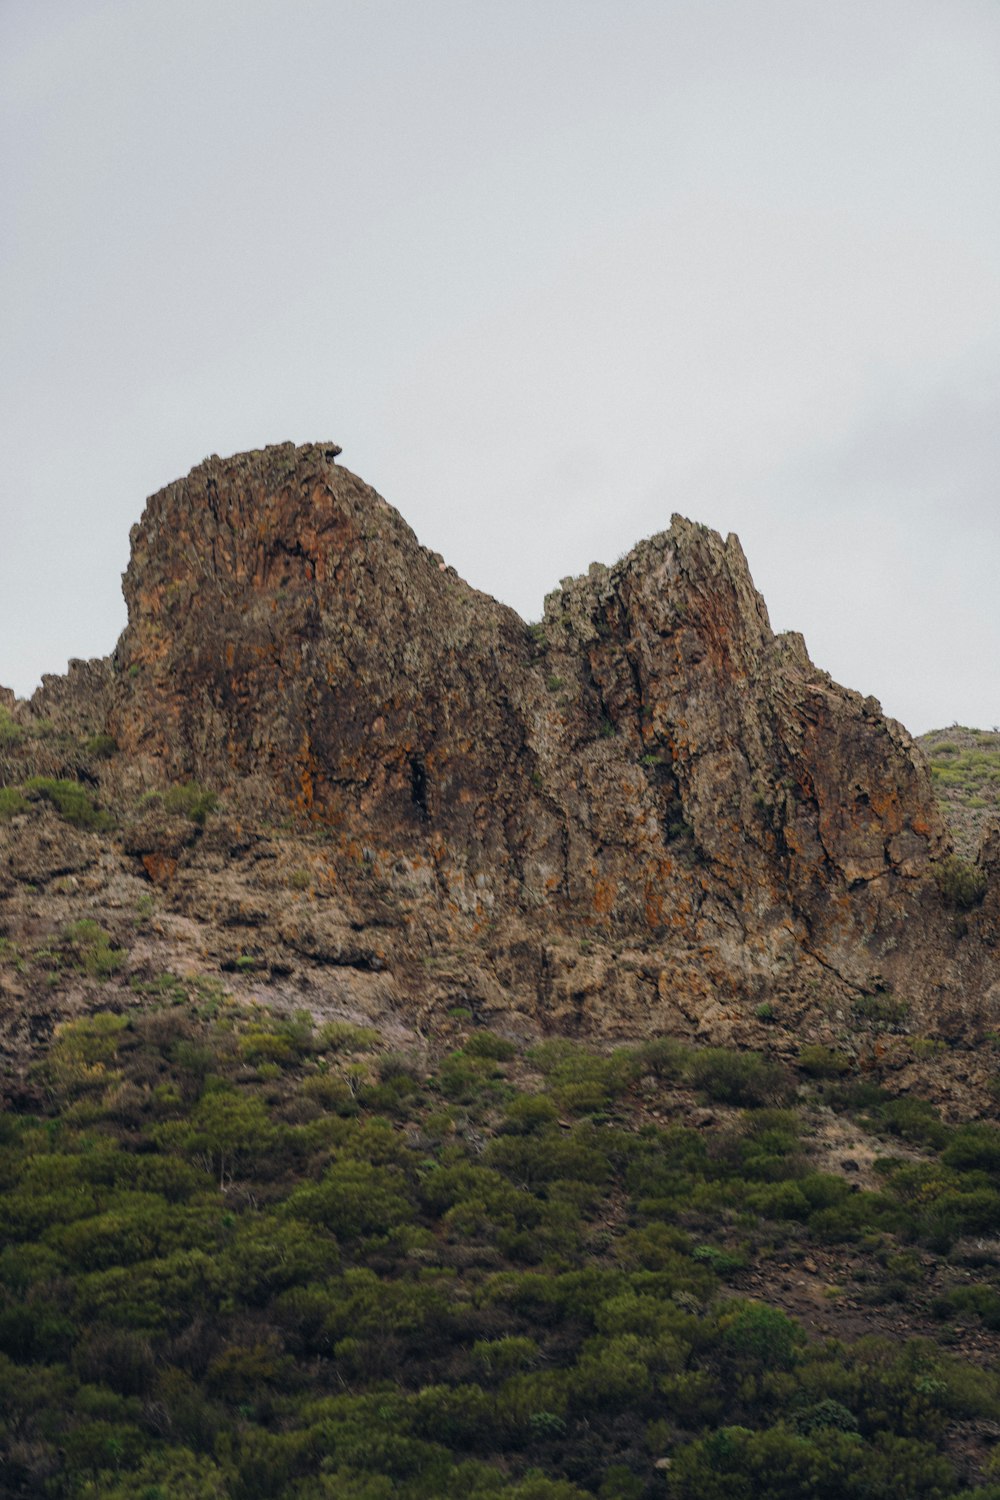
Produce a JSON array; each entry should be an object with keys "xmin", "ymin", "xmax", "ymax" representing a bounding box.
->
[
  {"xmin": 3, "ymin": 441, "xmax": 995, "ymax": 1049},
  {"xmin": 141, "ymin": 852, "xmax": 177, "ymax": 885}
]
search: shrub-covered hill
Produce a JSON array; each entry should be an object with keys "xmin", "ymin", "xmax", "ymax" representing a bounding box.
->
[
  {"xmin": 4, "ymin": 983, "xmax": 1000, "ymax": 1498},
  {"xmin": 919, "ymin": 728, "xmax": 1000, "ymax": 862},
  {"xmin": 0, "ymin": 451, "xmax": 998, "ymax": 1500}
]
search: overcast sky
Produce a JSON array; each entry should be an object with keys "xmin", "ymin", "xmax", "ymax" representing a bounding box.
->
[{"xmin": 2, "ymin": 0, "xmax": 998, "ymax": 735}]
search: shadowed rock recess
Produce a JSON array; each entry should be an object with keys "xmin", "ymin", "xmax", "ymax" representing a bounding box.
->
[{"xmin": 4, "ymin": 442, "xmax": 998, "ymax": 1057}]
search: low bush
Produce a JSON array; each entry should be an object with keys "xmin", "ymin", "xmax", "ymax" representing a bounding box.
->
[
  {"xmin": 0, "ymin": 706, "xmax": 23, "ymax": 746},
  {"xmin": 853, "ymin": 993, "xmax": 910, "ymax": 1028},
  {"xmin": 163, "ymin": 782, "xmax": 218, "ymax": 825},
  {"xmin": 628, "ymin": 1035, "xmax": 689, "ymax": 1079},
  {"xmin": 687, "ymin": 1048, "xmax": 792, "ymax": 1107},
  {"xmin": 63, "ymin": 919, "xmax": 125, "ymax": 980},
  {"xmin": 798, "ymin": 1044, "xmax": 851, "ymax": 1079},
  {"xmin": 0, "ymin": 787, "xmax": 29, "ymax": 819},
  {"xmin": 84, "ymin": 733, "xmax": 117, "ymax": 760},
  {"xmin": 526, "ymin": 1040, "xmax": 629, "ymax": 1114},
  {"xmin": 943, "ymin": 1124, "xmax": 1000, "ymax": 1175},
  {"xmin": 934, "ymin": 855, "xmax": 988, "ymax": 910},
  {"xmin": 463, "ymin": 1030, "xmax": 517, "ymax": 1062},
  {"xmin": 932, "ymin": 1283, "xmax": 1000, "ymax": 1331},
  {"xmin": 316, "ymin": 1020, "xmax": 380, "ymax": 1053},
  {"xmin": 23, "ymin": 776, "xmax": 113, "ymax": 830}
]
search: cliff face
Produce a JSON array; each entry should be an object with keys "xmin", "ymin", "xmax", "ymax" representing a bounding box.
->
[
  {"xmin": 3, "ymin": 443, "xmax": 996, "ymax": 1077},
  {"xmin": 112, "ymin": 445, "xmax": 528, "ymax": 853},
  {"xmin": 108, "ymin": 445, "xmax": 959, "ymax": 997}
]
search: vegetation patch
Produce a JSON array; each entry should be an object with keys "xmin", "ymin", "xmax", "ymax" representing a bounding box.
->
[
  {"xmin": 852, "ymin": 993, "xmax": 910, "ymax": 1030},
  {"xmin": 934, "ymin": 855, "xmax": 987, "ymax": 911},
  {"xmin": 23, "ymin": 776, "xmax": 114, "ymax": 831},
  {"xmin": 920, "ymin": 726, "xmax": 1000, "ymax": 860},
  {"xmin": 686, "ymin": 1047, "xmax": 792, "ymax": 1107},
  {"xmin": 0, "ymin": 786, "xmax": 29, "ymax": 820},
  {"xmin": 0, "ymin": 706, "xmax": 23, "ymax": 747},
  {"xmin": 162, "ymin": 782, "xmax": 219, "ymax": 825},
  {"xmin": 1, "ymin": 1012, "xmax": 997, "ymax": 1496}
]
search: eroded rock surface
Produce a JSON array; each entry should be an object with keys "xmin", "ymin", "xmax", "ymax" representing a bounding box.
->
[{"xmin": 2, "ymin": 442, "xmax": 996, "ymax": 1069}]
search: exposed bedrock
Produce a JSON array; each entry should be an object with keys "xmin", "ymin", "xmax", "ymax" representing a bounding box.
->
[{"xmin": 10, "ymin": 442, "xmax": 994, "ymax": 1039}]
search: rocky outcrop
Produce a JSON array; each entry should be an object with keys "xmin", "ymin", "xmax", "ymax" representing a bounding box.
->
[
  {"xmin": 2, "ymin": 441, "xmax": 994, "ymax": 1052},
  {"xmin": 111, "ymin": 443, "xmax": 533, "ymax": 868}
]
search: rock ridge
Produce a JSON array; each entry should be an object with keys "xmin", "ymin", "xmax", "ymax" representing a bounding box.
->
[{"xmin": 2, "ymin": 441, "xmax": 996, "ymax": 1060}]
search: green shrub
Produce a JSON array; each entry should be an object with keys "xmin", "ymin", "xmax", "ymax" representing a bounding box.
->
[
  {"xmin": 0, "ymin": 707, "xmax": 23, "ymax": 746},
  {"xmin": 410, "ymin": 1382, "xmax": 496, "ymax": 1447},
  {"xmin": 158, "ymin": 1090, "xmax": 280, "ymax": 1187},
  {"xmin": 935, "ymin": 855, "xmax": 988, "ymax": 910},
  {"xmin": 463, "ymin": 1030, "xmax": 517, "ymax": 1061},
  {"xmin": 692, "ymin": 1245, "xmax": 745, "ymax": 1276},
  {"xmin": 809, "ymin": 1193, "xmax": 890, "ymax": 1243},
  {"xmin": 798, "ymin": 1044, "xmax": 851, "ymax": 1079},
  {"xmin": 438, "ymin": 1048, "xmax": 507, "ymax": 1103},
  {"xmin": 569, "ymin": 1333, "xmax": 654, "ymax": 1410},
  {"xmin": 316, "ymin": 1020, "xmax": 380, "ymax": 1053},
  {"xmin": 932, "ymin": 1283, "xmax": 1000, "ymax": 1330},
  {"xmin": 628, "ymin": 1036, "xmax": 689, "ymax": 1079},
  {"xmin": 875, "ymin": 1097, "xmax": 949, "ymax": 1150},
  {"xmin": 63, "ymin": 919, "xmax": 125, "ymax": 979},
  {"xmin": 502, "ymin": 1094, "xmax": 560, "ymax": 1134},
  {"xmin": 376, "ymin": 1050, "xmax": 420, "ymax": 1085},
  {"xmin": 284, "ymin": 1158, "xmax": 412, "ymax": 1239},
  {"xmin": 853, "ymin": 992, "xmax": 910, "ymax": 1028},
  {"xmin": 793, "ymin": 1397, "xmax": 859, "ymax": 1435},
  {"xmin": 84, "ymin": 733, "xmax": 117, "ymax": 759},
  {"xmin": 301, "ymin": 1073, "xmax": 355, "ymax": 1111},
  {"xmin": 738, "ymin": 1109, "xmax": 803, "ymax": 1180},
  {"xmin": 526, "ymin": 1040, "xmax": 628, "ymax": 1113},
  {"xmin": 485, "ymin": 1127, "xmax": 610, "ymax": 1189},
  {"xmin": 55, "ymin": 1010, "xmax": 128, "ymax": 1064},
  {"xmin": 943, "ymin": 1123, "xmax": 1000, "ymax": 1175},
  {"xmin": 473, "ymin": 1335, "xmax": 539, "ymax": 1380},
  {"xmin": 826, "ymin": 1078, "xmax": 892, "ymax": 1115},
  {"xmin": 668, "ymin": 1425, "xmax": 953, "ymax": 1500},
  {"xmin": 130, "ymin": 970, "xmax": 188, "ymax": 1006},
  {"xmin": 23, "ymin": 777, "xmax": 113, "ymax": 830},
  {"xmin": 720, "ymin": 1301, "xmax": 804, "ymax": 1370},
  {"xmin": 0, "ymin": 787, "xmax": 29, "ymax": 820},
  {"xmin": 240, "ymin": 1028, "xmax": 293, "ymax": 1064},
  {"xmin": 687, "ymin": 1048, "xmax": 792, "ymax": 1107},
  {"xmin": 163, "ymin": 782, "xmax": 218, "ymax": 825}
]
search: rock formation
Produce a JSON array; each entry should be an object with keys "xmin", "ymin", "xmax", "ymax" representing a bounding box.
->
[{"xmin": 2, "ymin": 443, "xmax": 997, "ymax": 1090}]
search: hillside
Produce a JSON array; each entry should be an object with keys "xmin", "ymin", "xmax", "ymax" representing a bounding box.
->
[
  {"xmin": 1, "ymin": 443, "xmax": 998, "ymax": 1497},
  {"xmin": 2, "ymin": 990, "xmax": 1000, "ymax": 1497},
  {"xmin": 919, "ymin": 728, "xmax": 1000, "ymax": 863}
]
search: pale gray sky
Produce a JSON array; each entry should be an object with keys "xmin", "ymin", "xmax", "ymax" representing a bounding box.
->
[{"xmin": 2, "ymin": 0, "xmax": 998, "ymax": 734}]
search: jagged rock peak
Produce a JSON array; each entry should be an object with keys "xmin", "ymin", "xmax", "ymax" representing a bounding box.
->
[
  {"xmin": 2, "ymin": 440, "xmax": 994, "ymax": 1044},
  {"xmin": 111, "ymin": 441, "xmax": 946, "ymax": 925}
]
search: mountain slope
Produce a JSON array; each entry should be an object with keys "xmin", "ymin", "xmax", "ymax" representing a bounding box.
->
[{"xmin": 2, "ymin": 444, "xmax": 1000, "ymax": 1497}]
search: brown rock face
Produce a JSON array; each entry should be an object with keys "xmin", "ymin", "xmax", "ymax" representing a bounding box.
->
[
  {"xmin": 93, "ymin": 441, "xmax": 976, "ymax": 1029},
  {"xmin": 112, "ymin": 444, "xmax": 530, "ymax": 861}
]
